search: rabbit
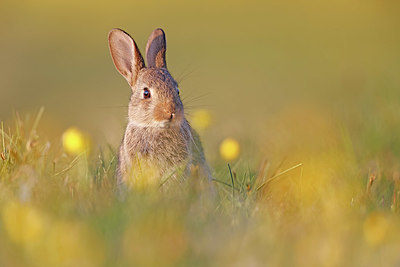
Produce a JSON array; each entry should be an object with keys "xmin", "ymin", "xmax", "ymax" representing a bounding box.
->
[{"xmin": 108, "ymin": 28, "xmax": 212, "ymax": 189}]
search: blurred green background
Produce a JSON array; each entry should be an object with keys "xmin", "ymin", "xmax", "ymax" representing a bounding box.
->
[
  {"xmin": 3, "ymin": 1, "xmax": 400, "ymax": 266},
  {"xmin": 2, "ymin": 0, "xmax": 400, "ymax": 162}
]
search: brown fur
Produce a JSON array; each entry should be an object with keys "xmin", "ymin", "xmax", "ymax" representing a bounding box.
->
[
  {"xmin": 108, "ymin": 28, "xmax": 212, "ymax": 187},
  {"xmin": 154, "ymin": 101, "xmax": 175, "ymax": 122}
]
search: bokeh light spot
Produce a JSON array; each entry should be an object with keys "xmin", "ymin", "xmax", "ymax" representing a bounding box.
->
[
  {"xmin": 2, "ymin": 201, "xmax": 44, "ymax": 246},
  {"xmin": 220, "ymin": 138, "xmax": 240, "ymax": 161},
  {"xmin": 62, "ymin": 127, "xmax": 88, "ymax": 155},
  {"xmin": 191, "ymin": 109, "xmax": 212, "ymax": 131},
  {"xmin": 363, "ymin": 212, "xmax": 389, "ymax": 246}
]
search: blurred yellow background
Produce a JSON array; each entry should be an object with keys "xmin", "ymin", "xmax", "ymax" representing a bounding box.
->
[
  {"xmin": 2, "ymin": 0, "xmax": 400, "ymax": 161},
  {"xmin": 2, "ymin": 1, "xmax": 400, "ymax": 266}
]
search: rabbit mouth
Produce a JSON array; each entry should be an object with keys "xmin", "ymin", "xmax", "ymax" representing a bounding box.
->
[
  {"xmin": 128, "ymin": 118, "xmax": 181, "ymax": 129},
  {"xmin": 153, "ymin": 107, "xmax": 183, "ymax": 128},
  {"xmin": 158, "ymin": 118, "xmax": 181, "ymax": 129}
]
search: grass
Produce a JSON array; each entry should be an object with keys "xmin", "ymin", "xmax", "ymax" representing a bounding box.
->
[{"xmin": 1, "ymin": 109, "xmax": 400, "ymax": 267}]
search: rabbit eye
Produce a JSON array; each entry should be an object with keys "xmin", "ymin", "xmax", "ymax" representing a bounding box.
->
[
  {"xmin": 143, "ymin": 88, "xmax": 151, "ymax": 99},
  {"xmin": 177, "ymin": 88, "xmax": 180, "ymax": 95}
]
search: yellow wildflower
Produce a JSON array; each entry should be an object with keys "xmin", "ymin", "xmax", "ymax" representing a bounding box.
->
[
  {"xmin": 220, "ymin": 138, "xmax": 240, "ymax": 161},
  {"xmin": 363, "ymin": 212, "xmax": 389, "ymax": 246},
  {"xmin": 191, "ymin": 109, "xmax": 212, "ymax": 131},
  {"xmin": 62, "ymin": 127, "xmax": 89, "ymax": 155},
  {"xmin": 2, "ymin": 201, "xmax": 44, "ymax": 246}
]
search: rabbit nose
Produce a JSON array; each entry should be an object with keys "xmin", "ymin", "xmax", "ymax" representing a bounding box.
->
[
  {"xmin": 167, "ymin": 103, "xmax": 176, "ymax": 120},
  {"xmin": 167, "ymin": 109, "xmax": 176, "ymax": 120},
  {"xmin": 154, "ymin": 103, "xmax": 177, "ymax": 122}
]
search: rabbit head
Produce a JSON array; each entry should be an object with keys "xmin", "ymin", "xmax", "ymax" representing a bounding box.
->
[{"xmin": 108, "ymin": 28, "xmax": 183, "ymax": 128}]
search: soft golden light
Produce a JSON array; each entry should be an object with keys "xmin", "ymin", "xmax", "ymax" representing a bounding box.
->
[
  {"xmin": 2, "ymin": 201, "xmax": 44, "ymax": 246},
  {"xmin": 219, "ymin": 138, "xmax": 240, "ymax": 161},
  {"xmin": 62, "ymin": 127, "xmax": 88, "ymax": 155},
  {"xmin": 191, "ymin": 109, "xmax": 212, "ymax": 131},
  {"xmin": 363, "ymin": 212, "xmax": 389, "ymax": 246}
]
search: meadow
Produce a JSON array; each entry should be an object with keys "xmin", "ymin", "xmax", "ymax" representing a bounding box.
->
[
  {"xmin": 1, "ymin": 0, "xmax": 400, "ymax": 266},
  {"xmin": 1, "ymin": 103, "xmax": 400, "ymax": 266}
]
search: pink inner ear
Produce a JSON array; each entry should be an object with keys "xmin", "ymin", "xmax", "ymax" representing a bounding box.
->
[
  {"xmin": 109, "ymin": 32, "xmax": 134, "ymax": 81},
  {"xmin": 116, "ymin": 39, "xmax": 134, "ymax": 76},
  {"xmin": 109, "ymin": 29, "xmax": 145, "ymax": 86}
]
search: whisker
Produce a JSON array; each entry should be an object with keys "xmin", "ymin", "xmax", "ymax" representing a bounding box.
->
[
  {"xmin": 175, "ymin": 64, "xmax": 197, "ymax": 84},
  {"xmin": 96, "ymin": 105, "xmax": 129, "ymax": 109},
  {"xmin": 184, "ymin": 104, "xmax": 214, "ymax": 110},
  {"xmin": 181, "ymin": 93, "xmax": 211, "ymax": 104}
]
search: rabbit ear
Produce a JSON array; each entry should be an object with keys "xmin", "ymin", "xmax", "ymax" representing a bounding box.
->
[
  {"xmin": 108, "ymin": 29, "xmax": 145, "ymax": 86},
  {"xmin": 145, "ymin": 28, "xmax": 167, "ymax": 68}
]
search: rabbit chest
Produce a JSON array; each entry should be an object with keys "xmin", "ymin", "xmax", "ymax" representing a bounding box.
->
[{"xmin": 118, "ymin": 123, "xmax": 193, "ymax": 185}]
